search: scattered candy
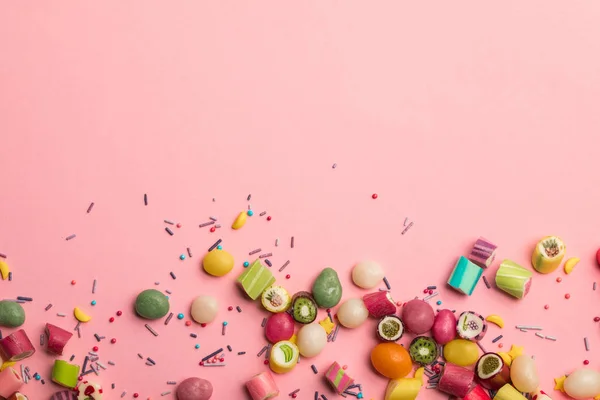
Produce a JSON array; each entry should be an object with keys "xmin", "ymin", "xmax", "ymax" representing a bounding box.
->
[
  {"xmin": 363, "ymin": 291, "xmax": 396, "ymax": 318},
  {"xmin": 377, "ymin": 315, "xmax": 404, "ymax": 342},
  {"xmin": 456, "ymin": 311, "xmax": 487, "ymax": 341},
  {"xmin": 245, "ymin": 371, "xmax": 279, "ymax": 400},
  {"xmin": 447, "ymin": 256, "xmax": 483, "ymax": 296},
  {"xmin": 495, "ymin": 260, "xmax": 532, "ymax": 299},
  {"xmin": 45, "ymin": 323, "xmax": 73, "ymax": 355},
  {"xmin": 269, "ymin": 341, "xmax": 299, "ymax": 374},
  {"xmin": 312, "ymin": 268, "xmax": 343, "ymax": 308},
  {"xmin": 564, "ymin": 257, "xmax": 580, "ymax": 274},
  {"xmin": 337, "ymin": 298, "xmax": 369, "ymax": 329},
  {"xmin": 232, "ymin": 212, "xmax": 248, "ymax": 230},
  {"xmin": 352, "ymin": 260, "xmax": 385, "ymax": 289},
  {"xmin": 51, "ymin": 360, "xmax": 80, "ymax": 388},
  {"xmin": 475, "ymin": 352, "xmax": 510, "ymax": 390},
  {"xmin": 468, "ymin": 237, "xmax": 497, "ymax": 268},
  {"xmin": 0, "ymin": 367, "xmax": 23, "ymax": 398},
  {"xmin": 135, "ymin": 289, "xmax": 170, "ymax": 320},
  {"xmin": 443, "ymin": 339, "xmax": 479, "ymax": 367},
  {"xmin": 437, "ymin": 363, "xmax": 475, "ymax": 397},
  {"xmin": 190, "ymin": 296, "xmax": 218, "ymax": 324},
  {"xmin": 531, "ymin": 236, "xmax": 565, "ymax": 274},
  {"xmin": 432, "ymin": 309, "xmax": 457, "ymax": 345},
  {"xmin": 0, "ymin": 300, "xmax": 25, "ymax": 328},
  {"xmin": 401, "ymin": 299, "xmax": 434, "ymax": 334},
  {"xmin": 370, "ymin": 342, "xmax": 412, "ymax": 379},
  {"xmin": 325, "ymin": 361, "xmax": 354, "ymax": 394},
  {"xmin": 296, "ymin": 323, "xmax": 327, "ymax": 358},
  {"xmin": 176, "ymin": 377, "xmax": 214, "ymax": 400},
  {"xmin": 237, "ymin": 260, "xmax": 275, "ymax": 300},
  {"xmin": 265, "ymin": 313, "xmax": 295, "ymax": 344},
  {"xmin": 291, "ymin": 292, "xmax": 318, "ymax": 324},
  {"xmin": 261, "ymin": 286, "xmax": 291, "ymax": 313}
]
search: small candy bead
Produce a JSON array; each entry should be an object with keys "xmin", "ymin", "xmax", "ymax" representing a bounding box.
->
[
  {"xmin": 423, "ymin": 289, "xmax": 428, "ymax": 294},
  {"xmin": 342, "ymin": 365, "xmax": 348, "ymax": 370},
  {"xmin": 584, "ymin": 360, "xmax": 590, "ymax": 365},
  {"xmin": 436, "ymin": 300, "xmax": 442, "ymax": 305},
  {"xmin": 263, "ymin": 360, "xmax": 268, "ymax": 365},
  {"xmin": 133, "ymin": 393, "xmax": 139, "ymax": 398},
  {"xmin": 116, "ymin": 311, "xmax": 123, "ymax": 316},
  {"xmin": 286, "ymin": 274, "xmax": 291, "ymax": 279},
  {"xmin": 210, "ymin": 226, "xmax": 216, "ymax": 232},
  {"xmin": 176, "ymin": 223, "xmax": 182, "ymax": 228},
  {"xmin": 220, "ymin": 358, "xmax": 224, "ymax": 362},
  {"xmin": 185, "ymin": 321, "xmax": 191, "ymax": 326},
  {"xmin": 93, "ymin": 346, "xmax": 99, "ymax": 352},
  {"xmin": 217, "ymin": 245, "xmax": 222, "ymax": 250},
  {"xmin": 109, "ymin": 317, "xmax": 115, "ymax": 323},
  {"xmin": 565, "ymin": 293, "xmax": 571, "ymax": 299},
  {"xmin": 201, "ymin": 323, "xmax": 207, "ymax": 327},
  {"xmin": 195, "ymin": 344, "xmax": 200, "ymax": 349},
  {"xmin": 179, "ymin": 254, "xmax": 186, "ymax": 260},
  {"xmin": 247, "ymin": 210, "xmax": 254, "ymax": 216},
  {"xmin": 111, "ymin": 338, "xmax": 117, "ymax": 344},
  {"xmin": 177, "ymin": 313, "xmax": 184, "ymax": 320},
  {"xmin": 556, "ymin": 277, "xmax": 562, "ymax": 283},
  {"xmin": 267, "ymin": 216, "xmax": 272, "ymax": 221},
  {"xmin": 228, "ymin": 306, "xmax": 233, "ymax": 311},
  {"xmin": 594, "ymin": 317, "xmax": 600, "ymax": 322},
  {"xmin": 544, "ymin": 305, "xmax": 549, "ymax": 310},
  {"xmin": 91, "ymin": 300, "xmax": 97, "ymax": 306},
  {"xmin": 372, "ymin": 193, "xmax": 378, "ymax": 199},
  {"xmin": 199, "ymin": 361, "xmax": 204, "ymax": 366},
  {"xmin": 292, "ymin": 394, "xmax": 297, "ymax": 399}
]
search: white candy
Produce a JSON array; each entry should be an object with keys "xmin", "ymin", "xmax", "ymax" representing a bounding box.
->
[
  {"xmin": 510, "ymin": 355, "xmax": 539, "ymax": 393},
  {"xmin": 352, "ymin": 260, "xmax": 384, "ymax": 289},
  {"xmin": 296, "ymin": 323, "xmax": 327, "ymax": 358},
  {"xmin": 190, "ymin": 295, "xmax": 218, "ymax": 324},
  {"xmin": 337, "ymin": 298, "xmax": 369, "ymax": 329},
  {"xmin": 564, "ymin": 369, "xmax": 600, "ymax": 399}
]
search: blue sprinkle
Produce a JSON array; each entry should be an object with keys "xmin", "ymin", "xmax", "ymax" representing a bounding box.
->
[
  {"xmin": 177, "ymin": 313, "xmax": 184, "ymax": 320},
  {"xmin": 195, "ymin": 344, "xmax": 200, "ymax": 349},
  {"xmin": 91, "ymin": 300, "xmax": 97, "ymax": 306},
  {"xmin": 436, "ymin": 300, "xmax": 442, "ymax": 305},
  {"xmin": 247, "ymin": 210, "xmax": 254, "ymax": 216},
  {"xmin": 223, "ymin": 321, "xmax": 228, "ymax": 326},
  {"xmin": 243, "ymin": 261, "xmax": 249, "ymax": 267},
  {"xmin": 166, "ymin": 296, "xmax": 170, "ymax": 300},
  {"xmin": 179, "ymin": 254, "xmax": 186, "ymax": 260},
  {"xmin": 217, "ymin": 245, "xmax": 222, "ymax": 250},
  {"xmin": 35, "ymin": 374, "xmax": 41, "ymax": 381},
  {"xmin": 357, "ymin": 393, "xmax": 363, "ymax": 399}
]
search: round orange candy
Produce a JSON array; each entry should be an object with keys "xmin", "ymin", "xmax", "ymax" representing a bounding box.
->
[{"xmin": 370, "ymin": 342, "xmax": 412, "ymax": 379}]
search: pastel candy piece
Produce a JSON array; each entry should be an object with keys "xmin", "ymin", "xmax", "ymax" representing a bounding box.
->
[
  {"xmin": 269, "ymin": 341, "xmax": 299, "ymax": 374},
  {"xmin": 312, "ymin": 267, "xmax": 343, "ymax": 308},
  {"xmin": 231, "ymin": 211, "xmax": 247, "ymax": 229},
  {"xmin": 469, "ymin": 237, "xmax": 497, "ymax": 268},
  {"xmin": 0, "ymin": 300, "xmax": 25, "ymax": 327},
  {"xmin": 76, "ymin": 380, "xmax": 103, "ymax": 400},
  {"xmin": 363, "ymin": 291, "xmax": 396, "ymax": 318},
  {"xmin": 8, "ymin": 392, "xmax": 29, "ymax": 400},
  {"xmin": 296, "ymin": 323, "xmax": 327, "ymax": 358},
  {"xmin": 443, "ymin": 339, "xmax": 479, "ymax": 367},
  {"xmin": 337, "ymin": 298, "xmax": 369, "ymax": 329},
  {"xmin": 352, "ymin": 260, "xmax": 384, "ymax": 289},
  {"xmin": 135, "ymin": 289, "xmax": 170, "ymax": 320},
  {"xmin": 0, "ymin": 367, "xmax": 23, "ymax": 398},
  {"xmin": 509, "ymin": 355, "xmax": 538, "ymax": 392},
  {"xmin": 190, "ymin": 295, "xmax": 219, "ymax": 324},
  {"xmin": 0, "ymin": 260, "xmax": 9, "ymax": 280},
  {"xmin": 495, "ymin": 260, "xmax": 532, "ymax": 299},
  {"xmin": 46, "ymin": 323, "xmax": 73, "ymax": 355},
  {"xmin": 447, "ymin": 256, "xmax": 483, "ymax": 295},
  {"xmin": 245, "ymin": 371, "xmax": 279, "ymax": 400},
  {"xmin": 493, "ymin": 384, "xmax": 527, "ymax": 400},
  {"xmin": 50, "ymin": 391, "xmax": 77, "ymax": 400},
  {"xmin": 202, "ymin": 249, "xmax": 235, "ymax": 277},
  {"xmin": 563, "ymin": 368, "xmax": 600, "ymax": 399},
  {"xmin": 531, "ymin": 236, "xmax": 565, "ymax": 274},
  {"xmin": 0, "ymin": 329, "xmax": 36, "ymax": 361},
  {"xmin": 456, "ymin": 311, "xmax": 487, "ymax": 341},
  {"xmin": 52, "ymin": 360, "xmax": 81, "ymax": 388},
  {"xmin": 437, "ymin": 363, "xmax": 475, "ymax": 398},
  {"xmin": 237, "ymin": 259, "xmax": 275, "ymax": 300},
  {"xmin": 176, "ymin": 377, "xmax": 213, "ymax": 400},
  {"xmin": 384, "ymin": 376, "xmax": 423, "ymax": 400},
  {"xmin": 325, "ymin": 361, "xmax": 354, "ymax": 394}
]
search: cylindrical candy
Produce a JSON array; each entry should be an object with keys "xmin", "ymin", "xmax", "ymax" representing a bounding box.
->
[
  {"xmin": 563, "ymin": 368, "xmax": 600, "ymax": 399},
  {"xmin": 176, "ymin": 377, "xmax": 213, "ymax": 400},
  {"xmin": 325, "ymin": 361, "xmax": 354, "ymax": 394},
  {"xmin": 456, "ymin": 311, "xmax": 487, "ymax": 341},
  {"xmin": 463, "ymin": 385, "xmax": 491, "ymax": 400},
  {"xmin": 437, "ymin": 363, "xmax": 475, "ymax": 398},
  {"xmin": 363, "ymin": 291, "xmax": 396, "ymax": 318},
  {"xmin": 493, "ymin": 384, "xmax": 527, "ymax": 400},
  {"xmin": 469, "ymin": 237, "xmax": 497, "ymax": 269},
  {"xmin": 269, "ymin": 341, "xmax": 299, "ymax": 374},
  {"xmin": 475, "ymin": 353, "xmax": 511, "ymax": 390},
  {"xmin": 49, "ymin": 391, "xmax": 77, "ymax": 400},
  {"xmin": 76, "ymin": 381, "xmax": 103, "ymax": 400},
  {"xmin": 261, "ymin": 286, "xmax": 291, "ymax": 313},
  {"xmin": 495, "ymin": 260, "xmax": 532, "ymax": 299},
  {"xmin": 509, "ymin": 355, "xmax": 538, "ymax": 392},
  {"xmin": 531, "ymin": 389, "xmax": 553, "ymax": 400},
  {"xmin": 531, "ymin": 236, "xmax": 565, "ymax": 274},
  {"xmin": 46, "ymin": 323, "xmax": 73, "ymax": 356},
  {"xmin": 0, "ymin": 367, "xmax": 23, "ymax": 398},
  {"xmin": 0, "ymin": 329, "xmax": 36, "ymax": 361},
  {"xmin": 52, "ymin": 360, "xmax": 80, "ymax": 388},
  {"xmin": 245, "ymin": 371, "xmax": 279, "ymax": 400},
  {"xmin": 8, "ymin": 392, "xmax": 29, "ymax": 400}
]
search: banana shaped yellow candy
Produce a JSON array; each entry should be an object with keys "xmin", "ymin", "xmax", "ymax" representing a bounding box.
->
[
  {"xmin": 73, "ymin": 307, "xmax": 92, "ymax": 323},
  {"xmin": 384, "ymin": 368, "xmax": 424, "ymax": 400},
  {"xmin": 564, "ymin": 257, "xmax": 580, "ymax": 274},
  {"xmin": 485, "ymin": 314, "xmax": 505, "ymax": 328},
  {"xmin": 0, "ymin": 261, "xmax": 10, "ymax": 280},
  {"xmin": 231, "ymin": 212, "xmax": 247, "ymax": 230}
]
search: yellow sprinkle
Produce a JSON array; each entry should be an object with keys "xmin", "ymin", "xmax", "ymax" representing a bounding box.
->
[
  {"xmin": 498, "ymin": 352, "xmax": 512, "ymax": 367},
  {"xmin": 0, "ymin": 261, "xmax": 10, "ymax": 280},
  {"xmin": 319, "ymin": 317, "xmax": 335, "ymax": 335},
  {"xmin": 507, "ymin": 344, "xmax": 524, "ymax": 360},
  {"xmin": 554, "ymin": 375, "xmax": 567, "ymax": 392}
]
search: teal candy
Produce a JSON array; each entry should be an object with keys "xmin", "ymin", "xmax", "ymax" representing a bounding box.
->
[
  {"xmin": 312, "ymin": 268, "xmax": 343, "ymax": 308},
  {"xmin": 0, "ymin": 300, "xmax": 26, "ymax": 327},
  {"xmin": 135, "ymin": 289, "xmax": 170, "ymax": 320},
  {"xmin": 447, "ymin": 256, "xmax": 483, "ymax": 295}
]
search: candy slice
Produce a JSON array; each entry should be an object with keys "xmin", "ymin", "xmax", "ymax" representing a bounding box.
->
[
  {"xmin": 76, "ymin": 380, "xmax": 103, "ymax": 400},
  {"xmin": 232, "ymin": 211, "xmax": 247, "ymax": 230},
  {"xmin": 52, "ymin": 360, "xmax": 80, "ymax": 388},
  {"xmin": 493, "ymin": 384, "xmax": 527, "ymax": 400},
  {"xmin": 237, "ymin": 260, "xmax": 275, "ymax": 300},
  {"xmin": 377, "ymin": 315, "xmax": 404, "ymax": 342},
  {"xmin": 408, "ymin": 336, "xmax": 438, "ymax": 366},
  {"xmin": 8, "ymin": 392, "xmax": 29, "ymax": 400},
  {"xmin": 363, "ymin": 291, "xmax": 396, "ymax": 318},
  {"xmin": 49, "ymin": 391, "xmax": 77, "ymax": 400},
  {"xmin": 463, "ymin": 385, "xmax": 492, "ymax": 400},
  {"xmin": 456, "ymin": 311, "xmax": 487, "ymax": 341},
  {"xmin": 0, "ymin": 329, "xmax": 35, "ymax": 361},
  {"xmin": 291, "ymin": 292, "xmax": 317, "ymax": 324},
  {"xmin": 495, "ymin": 260, "xmax": 532, "ymax": 299},
  {"xmin": 469, "ymin": 237, "xmax": 497, "ymax": 269},
  {"xmin": 261, "ymin": 286, "xmax": 291, "ymax": 313},
  {"xmin": 476, "ymin": 353, "xmax": 511, "ymax": 390},
  {"xmin": 447, "ymin": 256, "xmax": 483, "ymax": 296},
  {"xmin": 269, "ymin": 341, "xmax": 299, "ymax": 374},
  {"xmin": 46, "ymin": 323, "xmax": 73, "ymax": 356},
  {"xmin": 531, "ymin": 236, "xmax": 565, "ymax": 274},
  {"xmin": 0, "ymin": 261, "xmax": 9, "ymax": 280},
  {"xmin": 325, "ymin": 361, "xmax": 354, "ymax": 395},
  {"xmin": 245, "ymin": 371, "xmax": 279, "ymax": 400},
  {"xmin": 0, "ymin": 367, "xmax": 23, "ymax": 398},
  {"xmin": 531, "ymin": 389, "xmax": 553, "ymax": 400},
  {"xmin": 437, "ymin": 363, "xmax": 475, "ymax": 398}
]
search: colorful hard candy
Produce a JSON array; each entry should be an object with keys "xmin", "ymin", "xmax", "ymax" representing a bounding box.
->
[
  {"xmin": 447, "ymin": 256, "xmax": 483, "ymax": 295},
  {"xmin": 384, "ymin": 369, "xmax": 424, "ymax": 400},
  {"xmin": 352, "ymin": 260, "xmax": 384, "ymax": 289},
  {"xmin": 296, "ymin": 323, "xmax": 327, "ymax": 358},
  {"xmin": 311, "ymin": 267, "xmax": 342, "ymax": 308},
  {"xmin": 176, "ymin": 377, "xmax": 213, "ymax": 400},
  {"xmin": 49, "ymin": 391, "xmax": 77, "ymax": 400},
  {"xmin": 190, "ymin": 295, "xmax": 218, "ymax": 324},
  {"xmin": 431, "ymin": 309, "xmax": 457, "ymax": 345},
  {"xmin": 531, "ymin": 236, "xmax": 565, "ymax": 274},
  {"xmin": 401, "ymin": 299, "xmax": 434, "ymax": 334},
  {"xmin": 509, "ymin": 355, "xmax": 539, "ymax": 393},
  {"xmin": 563, "ymin": 368, "xmax": 600, "ymax": 399},
  {"xmin": 325, "ymin": 361, "xmax": 354, "ymax": 394},
  {"xmin": 8, "ymin": 392, "xmax": 29, "ymax": 400},
  {"xmin": 237, "ymin": 260, "xmax": 275, "ymax": 300},
  {"xmin": 52, "ymin": 360, "xmax": 80, "ymax": 388},
  {"xmin": 135, "ymin": 289, "xmax": 170, "ymax": 320},
  {"xmin": 202, "ymin": 249, "xmax": 235, "ymax": 277},
  {"xmin": 76, "ymin": 380, "xmax": 103, "ymax": 400},
  {"xmin": 0, "ymin": 329, "xmax": 35, "ymax": 361},
  {"xmin": 0, "ymin": 366, "xmax": 23, "ymax": 398},
  {"xmin": 495, "ymin": 260, "xmax": 532, "ymax": 299},
  {"xmin": 337, "ymin": 298, "xmax": 369, "ymax": 328},
  {"xmin": 443, "ymin": 339, "xmax": 479, "ymax": 367},
  {"xmin": 0, "ymin": 300, "xmax": 25, "ymax": 327}
]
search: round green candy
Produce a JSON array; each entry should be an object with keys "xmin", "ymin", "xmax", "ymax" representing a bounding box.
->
[
  {"xmin": 0, "ymin": 300, "xmax": 26, "ymax": 327},
  {"xmin": 135, "ymin": 289, "xmax": 170, "ymax": 320}
]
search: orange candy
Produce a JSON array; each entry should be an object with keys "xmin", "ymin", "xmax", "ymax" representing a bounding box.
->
[{"xmin": 370, "ymin": 343, "xmax": 412, "ymax": 379}]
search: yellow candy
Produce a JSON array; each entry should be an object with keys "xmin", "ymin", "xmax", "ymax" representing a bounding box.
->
[
  {"xmin": 443, "ymin": 339, "xmax": 479, "ymax": 366},
  {"xmin": 231, "ymin": 212, "xmax": 247, "ymax": 230},
  {"xmin": 289, "ymin": 334, "xmax": 297, "ymax": 345},
  {"xmin": 0, "ymin": 361, "xmax": 16, "ymax": 372},
  {"xmin": 0, "ymin": 261, "xmax": 9, "ymax": 280},
  {"xmin": 553, "ymin": 375, "xmax": 566, "ymax": 392},
  {"xmin": 507, "ymin": 344, "xmax": 524, "ymax": 360},
  {"xmin": 564, "ymin": 257, "xmax": 580, "ymax": 274},
  {"xmin": 485, "ymin": 314, "xmax": 505, "ymax": 328},
  {"xmin": 531, "ymin": 236, "xmax": 565, "ymax": 274},
  {"xmin": 73, "ymin": 307, "xmax": 92, "ymax": 323},
  {"xmin": 384, "ymin": 368, "xmax": 424, "ymax": 400},
  {"xmin": 202, "ymin": 249, "xmax": 234, "ymax": 277},
  {"xmin": 319, "ymin": 317, "xmax": 335, "ymax": 335},
  {"xmin": 498, "ymin": 352, "xmax": 512, "ymax": 367}
]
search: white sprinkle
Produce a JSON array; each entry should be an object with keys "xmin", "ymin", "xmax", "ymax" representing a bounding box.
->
[
  {"xmin": 545, "ymin": 336, "xmax": 557, "ymax": 341},
  {"xmin": 515, "ymin": 325, "xmax": 543, "ymax": 330},
  {"xmin": 535, "ymin": 332, "xmax": 545, "ymax": 338}
]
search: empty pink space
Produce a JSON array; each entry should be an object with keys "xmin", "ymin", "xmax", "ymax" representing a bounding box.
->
[{"xmin": 1, "ymin": 1, "xmax": 600, "ymax": 399}]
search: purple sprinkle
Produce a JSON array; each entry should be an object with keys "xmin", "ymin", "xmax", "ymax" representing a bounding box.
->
[
  {"xmin": 86, "ymin": 202, "xmax": 95, "ymax": 213},
  {"xmin": 165, "ymin": 227, "xmax": 174, "ymax": 236},
  {"xmin": 249, "ymin": 248, "xmax": 261, "ymax": 255},
  {"xmin": 259, "ymin": 253, "xmax": 272, "ymax": 259},
  {"xmin": 482, "ymin": 276, "xmax": 491, "ymax": 289},
  {"xmin": 264, "ymin": 259, "xmax": 272, "ymax": 267},
  {"xmin": 492, "ymin": 335, "xmax": 503, "ymax": 343},
  {"xmin": 187, "ymin": 247, "xmax": 192, "ymax": 257},
  {"xmin": 170, "ymin": 272, "xmax": 176, "ymax": 279},
  {"xmin": 66, "ymin": 234, "xmax": 77, "ymax": 241},
  {"xmin": 279, "ymin": 260, "xmax": 290, "ymax": 272},
  {"xmin": 0, "ymin": 253, "xmax": 6, "ymax": 258},
  {"xmin": 208, "ymin": 239, "xmax": 222, "ymax": 252},
  {"xmin": 199, "ymin": 221, "xmax": 215, "ymax": 228},
  {"xmin": 144, "ymin": 194, "xmax": 148, "ymax": 205}
]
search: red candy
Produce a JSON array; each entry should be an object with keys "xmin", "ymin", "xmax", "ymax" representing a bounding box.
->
[
  {"xmin": 116, "ymin": 311, "xmax": 123, "ymax": 316},
  {"xmin": 185, "ymin": 321, "xmax": 192, "ymax": 326},
  {"xmin": 594, "ymin": 317, "xmax": 600, "ymax": 322},
  {"xmin": 285, "ymin": 274, "xmax": 290, "ymax": 279},
  {"xmin": 263, "ymin": 360, "xmax": 269, "ymax": 365},
  {"xmin": 266, "ymin": 216, "xmax": 272, "ymax": 221},
  {"xmin": 199, "ymin": 361, "xmax": 204, "ymax": 366},
  {"xmin": 109, "ymin": 317, "xmax": 115, "ymax": 323},
  {"xmin": 565, "ymin": 293, "xmax": 571, "ymax": 299},
  {"xmin": 133, "ymin": 393, "xmax": 139, "ymax": 398},
  {"xmin": 556, "ymin": 277, "xmax": 562, "ymax": 283},
  {"xmin": 176, "ymin": 223, "xmax": 182, "ymax": 228},
  {"xmin": 228, "ymin": 306, "xmax": 233, "ymax": 311},
  {"xmin": 220, "ymin": 358, "xmax": 225, "ymax": 362},
  {"xmin": 93, "ymin": 346, "xmax": 98, "ymax": 352},
  {"xmin": 71, "ymin": 280, "xmax": 76, "ymax": 285},
  {"xmin": 201, "ymin": 323, "xmax": 207, "ymax": 328},
  {"xmin": 596, "ymin": 248, "xmax": 600, "ymax": 267},
  {"xmin": 292, "ymin": 394, "xmax": 297, "ymax": 399},
  {"xmin": 584, "ymin": 360, "xmax": 590, "ymax": 365},
  {"xmin": 45, "ymin": 323, "xmax": 73, "ymax": 356},
  {"xmin": 210, "ymin": 227, "xmax": 216, "ymax": 233},
  {"xmin": 111, "ymin": 338, "xmax": 117, "ymax": 344},
  {"xmin": 372, "ymin": 193, "xmax": 378, "ymax": 199},
  {"xmin": 544, "ymin": 305, "xmax": 549, "ymax": 310}
]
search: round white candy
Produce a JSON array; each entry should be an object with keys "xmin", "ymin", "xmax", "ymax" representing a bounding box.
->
[
  {"xmin": 296, "ymin": 323, "xmax": 327, "ymax": 358},
  {"xmin": 337, "ymin": 298, "xmax": 369, "ymax": 328},
  {"xmin": 564, "ymin": 369, "xmax": 600, "ymax": 399},
  {"xmin": 352, "ymin": 261, "xmax": 384, "ymax": 289},
  {"xmin": 190, "ymin": 296, "xmax": 218, "ymax": 324}
]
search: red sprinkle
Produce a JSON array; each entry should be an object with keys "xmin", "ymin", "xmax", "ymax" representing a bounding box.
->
[
  {"xmin": 594, "ymin": 317, "xmax": 600, "ymax": 322},
  {"xmin": 428, "ymin": 290, "xmax": 433, "ymax": 295},
  {"xmin": 228, "ymin": 306, "xmax": 233, "ymax": 311},
  {"xmin": 111, "ymin": 338, "xmax": 117, "ymax": 344},
  {"xmin": 201, "ymin": 323, "xmax": 207, "ymax": 327},
  {"xmin": 584, "ymin": 360, "xmax": 590, "ymax": 365},
  {"xmin": 185, "ymin": 321, "xmax": 192, "ymax": 326},
  {"xmin": 544, "ymin": 305, "xmax": 549, "ymax": 310},
  {"xmin": 78, "ymin": 376, "xmax": 83, "ymax": 381},
  {"xmin": 210, "ymin": 226, "xmax": 216, "ymax": 233},
  {"xmin": 292, "ymin": 394, "xmax": 297, "ymax": 399},
  {"xmin": 263, "ymin": 360, "xmax": 269, "ymax": 365},
  {"xmin": 176, "ymin": 223, "xmax": 182, "ymax": 228},
  {"xmin": 71, "ymin": 280, "xmax": 76, "ymax": 285},
  {"xmin": 266, "ymin": 216, "xmax": 272, "ymax": 221},
  {"xmin": 372, "ymin": 193, "xmax": 378, "ymax": 199},
  {"xmin": 199, "ymin": 361, "xmax": 204, "ymax": 366},
  {"xmin": 423, "ymin": 289, "xmax": 428, "ymax": 294},
  {"xmin": 556, "ymin": 277, "xmax": 562, "ymax": 283},
  {"xmin": 109, "ymin": 317, "xmax": 115, "ymax": 323},
  {"xmin": 498, "ymin": 343, "xmax": 504, "ymax": 348},
  {"xmin": 116, "ymin": 311, "xmax": 123, "ymax": 316},
  {"xmin": 93, "ymin": 346, "xmax": 98, "ymax": 352},
  {"xmin": 285, "ymin": 274, "xmax": 291, "ymax": 279},
  {"xmin": 565, "ymin": 293, "xmax": 571, "ymax": 299},
  {"xmin": 220, "ymin": 358, "xmax": 225, "ymax": 362},
  {"xmin": 342, "ymin": 365, "xmax": 348, "ymax": 370},
  {"xmin": 133, "ymin": 394, "xmax": 139, "ymax": 398}
]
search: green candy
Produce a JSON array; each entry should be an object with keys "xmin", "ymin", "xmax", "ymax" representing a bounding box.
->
[
  {"xmin": 135, "ymin": 289, "xmax": 170, "ymax": 320},
  {"xmin": 51, "ymin": 360, "xmax": 80, "ymax": 388},
  {"xmin": 0, "ymin": 300, "xmax": 25, "ymax": 327},
  {"xmin": 311, "ymin": 267, "xmax": 342, "ymax": 308}
]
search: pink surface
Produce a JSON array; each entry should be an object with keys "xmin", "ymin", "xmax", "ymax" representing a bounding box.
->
[{"xmin": 1, "ymin": 2, "xmax": 600, "ymax": 399}]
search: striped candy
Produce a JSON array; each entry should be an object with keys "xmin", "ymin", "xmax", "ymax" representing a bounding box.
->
[
  {"xmin": 469, "ymin": 237, "xmax": 497, "ymax": 269},
  {"xmin": 237, "ymin": 260, "xmax": 275, "ymax": 300},
  {"xmin": 49, "ymin": 391, "xmax": 77, "ymax": 400},
  {"xmin": 495, "ymin": 260, "xmax": 532, "ymax": 299},
  {"xmin": 325, "ymin": 361, "xmax": 354, "ymax": 394}
]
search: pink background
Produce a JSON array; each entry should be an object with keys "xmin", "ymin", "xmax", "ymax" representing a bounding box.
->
[{"xmin": 1, "ymin": 2, "xmax": 600, "ymax": 399}]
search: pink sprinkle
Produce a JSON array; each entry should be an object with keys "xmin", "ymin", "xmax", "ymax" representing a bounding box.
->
[
  {"xmin": 556, "ymin": 277, "xmax": 562, "ymax": 283},
  {"xmin": 544, "ymin": 305, "xmax": 549, "ymax": 310},
  {"xmin": 565, "ymin": 293, "xmax": 571, "ymax": 299},
  {"xmin": 584, "ymin": 360, "xmax": 590, "ymax": 365}
]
